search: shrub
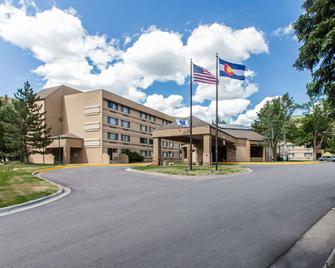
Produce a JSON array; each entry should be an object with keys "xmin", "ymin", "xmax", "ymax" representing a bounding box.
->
[{"xmin": 121, "ymin": 149, "xmax": 144, "ymax": 163}]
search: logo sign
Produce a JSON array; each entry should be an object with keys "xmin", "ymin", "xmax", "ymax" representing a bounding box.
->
[{"xmin": 176, "ymin": 119, "xmax": 189, "ymax": 127}]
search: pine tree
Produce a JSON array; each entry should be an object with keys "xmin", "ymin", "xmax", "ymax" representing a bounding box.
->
[{"xmin": 5, "ymin": 82, "xmax": 52, "ymax": 163}]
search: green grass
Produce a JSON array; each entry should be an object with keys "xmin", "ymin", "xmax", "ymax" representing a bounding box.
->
[
  {"xmin": 132, "ymin": 164, "xmax": 246, "ymax": 176},
  {"xmin": 0, "ymin": 162, "xmax": 58, "ymax": 208}
]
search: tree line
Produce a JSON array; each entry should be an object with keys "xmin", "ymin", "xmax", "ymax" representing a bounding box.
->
[
  {"xmin": 0, "ymin": 82, "xmax": 52, "ymax": 163},
  {"xmin": 252, "ymin": 93, "xmax": 335, "ymax": 161},
  {"xmin": 253, "ymin": 0, "xmax": 335, "ymax": 161}
]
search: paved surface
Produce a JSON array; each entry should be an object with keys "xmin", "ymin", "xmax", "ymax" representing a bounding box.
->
[{"xmin": 1, "ymin": 163, "xmax": 335, "ymax": 268}]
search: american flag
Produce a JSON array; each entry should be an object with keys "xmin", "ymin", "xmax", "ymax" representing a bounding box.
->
[{"xmin": 192, "ymin": 63, "xmax": 218, "ymax": 84}]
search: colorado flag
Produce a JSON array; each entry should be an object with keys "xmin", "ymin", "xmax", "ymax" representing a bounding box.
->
[{"xmin": 219, "ymin": 58, "xmax": 246, "ymax": 80}]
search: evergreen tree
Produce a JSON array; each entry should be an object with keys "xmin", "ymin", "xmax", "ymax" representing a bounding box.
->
[
  {"xmin": 293, "ymin": 0, "xmax": 335, "ymax": 107},
  {"xmin": 5, "ymin": 82, "xmax": 52, "ymax": 163},
  {"xmin": 0, "ymin": 96, "xmax": 19, "ymax": 162},
  {"xmin": 252, "ymin": 93, "xmax": 296, "ymax": 160}
]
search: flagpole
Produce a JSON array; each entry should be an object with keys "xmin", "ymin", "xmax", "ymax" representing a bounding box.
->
[
  {"xmin": 189, "ymin": 59, "xmax": 193, "ymax": 171},
  {"xmin": 215, "ymin": 53, "xmax": 219, "ymax": 171}
]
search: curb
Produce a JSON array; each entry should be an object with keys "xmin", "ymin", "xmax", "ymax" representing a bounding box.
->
[
  {"xmin": 0, "ymin": 170, "xmax": 70, "ymax": 217},
  {"xmin": 324, "ymin": 247, "xmax": 335, "ymax": 268},
  {"xmin": 126, "ymin": 167, "xmax": 253, "ymax": 180},
  {"xmin": 223, "ymin": 161, "xmax": 320, "ymax": 165}
]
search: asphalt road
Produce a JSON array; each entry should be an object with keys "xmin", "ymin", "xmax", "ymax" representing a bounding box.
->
[{"xmin": 1, "ymin": 163, "xmax": 335, "ymax": 268}]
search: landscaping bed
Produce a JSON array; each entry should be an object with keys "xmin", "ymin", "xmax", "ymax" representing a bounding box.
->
[
  {"xmin": 132, "ymin": 164, "xmax": 246, "ymax": 176},
  {"xmin": 0, "ymin": 162, "xmax": 58, "ymax": 208}
]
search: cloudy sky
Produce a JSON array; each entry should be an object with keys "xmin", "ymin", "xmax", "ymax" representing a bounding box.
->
[{"xmin": 0, "ymin": 0, "xmax": 309, "ymax": 125}]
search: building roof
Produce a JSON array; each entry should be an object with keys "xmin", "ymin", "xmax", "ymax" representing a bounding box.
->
[
  {"xmin": 220, "ymin": 128, "xmax": 264, "ymax": 141},
  {"xmin": 37, "ymin": 86, "xmax": 63, "ymax": 99},
  {"xmin": 156, "ymin": 116, "xmax": 210, "ymax": 130},
  {"xmin": 156, "ymin": 116, "xmax": 264, "ymax": 141}
]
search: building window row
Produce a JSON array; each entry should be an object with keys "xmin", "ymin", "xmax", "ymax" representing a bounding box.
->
[
  {"xmin": 162, "ymin": 141, "xmax": 174, "ymax": 147},
  {"xmin": 107, "ymin": 132, "xmax": 130, "ymax": 143},
  {"xmin": 140, "ymin": 112, "xmax": 156, "ymax": 122},
  {"xmin": 162, "ymin": 151, "xmax": 174, "ymax": 158},
  {"xmin": 162, "ymin": 119, "xmax": 171, "ymax": 125},
  {"xmin": 140, "ymin": 150, "xmax": 152, "ymax": 157},
  {"xmin": 107, "ymin": 100, "xmax": 130, "ymax": 114},
  {"xmin": 140, "ymin": 124, "xmax": 154, "ymax": 133},
  {"xmin": 107, "ymin": 116, "xmax": 130, "ymax": 128},
  {"xmin": 140, "ymin": 137, "xmax": 153, "ymax": 145}
]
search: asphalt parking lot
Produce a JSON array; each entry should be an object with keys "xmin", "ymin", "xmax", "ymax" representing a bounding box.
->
[{"xmin": 1, "ymin": 163, "xmax": 335, "ymax": 268}]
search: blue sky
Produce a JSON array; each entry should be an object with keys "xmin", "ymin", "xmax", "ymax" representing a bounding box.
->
[{"xmin": 0, "ymin": 0, "xmax": 310, "ymax": 124}]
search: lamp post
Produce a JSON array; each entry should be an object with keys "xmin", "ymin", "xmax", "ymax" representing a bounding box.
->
[{"xmin": 57, "ymin": 135, "xmax": 61, "ymax": 165}]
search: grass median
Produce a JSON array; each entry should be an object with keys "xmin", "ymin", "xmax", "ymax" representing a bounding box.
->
[
  {"xmin": 132, "ymin": 164, "xmax": 246, "ymax": 176},
  {"xmin": 0, "ymin": 162, "xmax": 58, "ymax": 208}
]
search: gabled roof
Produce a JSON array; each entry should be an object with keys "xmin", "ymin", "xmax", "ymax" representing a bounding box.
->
[
  {"xmin": 220, "ymin": 128, "xmax": 264, "ymax": 141},
  {"xmin": 156, "ymin": 116, "xmax": 264, "ymax": 141}
]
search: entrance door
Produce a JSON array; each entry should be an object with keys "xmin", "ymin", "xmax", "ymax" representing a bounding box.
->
[{"xmin": 212, "ymin": 145, "xmax": 227, "ymax": 162}]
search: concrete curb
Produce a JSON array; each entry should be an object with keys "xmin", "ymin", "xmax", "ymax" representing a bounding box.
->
[
  {"xmin": 324, "ymin": 247, "xmax": 335, "ymax": 268},
  {"xmin": 0, "ymin": 170, "xmax": 71, "ymax": 217},
  {"xmin": 269, "ymin": 207, "xmax": 335, "ymax": 268},
  {"xmin": 126, "ymin": 167, "xmax": 253, "ymax": 180}
]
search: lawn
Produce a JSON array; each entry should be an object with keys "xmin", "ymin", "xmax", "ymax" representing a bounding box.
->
[
  {"xmin": 132, "ymin": 164, "xmax": 246, "ymax": 176},
  {"xmin": 0, "ymin": 162, "xmax": 58, "ymax": 208}
]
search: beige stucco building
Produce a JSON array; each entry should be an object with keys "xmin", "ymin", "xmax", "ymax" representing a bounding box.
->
[
  {"xmin": 30, "ymin": 85, "xmax": 181, "ymax": 164},
  {"xmin": 30, "ymin": 85, "xmax": 267, "ymax": 165},
  {"xmin": 278, "ymin": 142, "xmax": 324, "ymax": 161},
  {"xmin": 152, "ymin": 117, "xmax": 267, "ymax": 166}
]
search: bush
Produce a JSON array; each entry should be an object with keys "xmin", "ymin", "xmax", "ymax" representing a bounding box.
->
[{"xmin": 121, "ymin": 149, "xmax": 144, "ymax": 163}]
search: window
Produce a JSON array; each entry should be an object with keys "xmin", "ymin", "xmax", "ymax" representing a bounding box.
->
[
  {"xmin": 161, "ymin": 141, "xmax": 165, "ymax": 147},
  {"xmin": 304, "ymin": 153, "xmax": 313, "ymax": 158},
  {"xmin": 149, "ymin": 127, "xmax": 153, "ymax": 132},
  {"xmin": 140, "ymin": 112, "xmax": 155, "ymax": 122},
  {"xmin": 250, "ymin": 145, "xmax": 263, "ymax": 158},
  {"xmin": 107, "ymin": 132, "xmax": 118, "ymax": 141},
  {"xmin": 162, "ymin": 119, "xmax": 171, "ymax": 125},
  {"xmin": 149, "ymin": 139, "xmax": 153, "ymax": 145},
  {"xmin": 288, "ymin": 153, "xmax": 295, "ymax": 158},
  {"xmin": 107, "ymin": 116, "xmax": 118, "ymax": 125},
  {"xmin": 140, "ymin": 150, "xmax": 148, "ymax": 157},
  {"xmin": 140, "ymin": 137, "xmax": 148, "ymax": 144},
  {"xmin": 140, "ymin": 125, "xmax": 148, "ymax": 132},
  {"xmin": 287, "ymin": 144, "xmax": 295, "ymax": 150},
  {"xmin": 140, "ymin": 112, "xmax": 147, "ymax": 119},
  {"xmin": 121, "ymin": 106, "xmax": 130, "ymax": 114},
  {"xmin": 121, "ymin": 134, "xmax": 130, "ymax": 142},
  {"xmin": 121, "ymin": 120, "xmax": 130, "ymax": 128},
  {"xmin": 148, "ymin": 151, "xmax": 152, "ymax": 157},
  {"xmin": 107, "ymin": 100, "xmax": 118, "ymax": 110}
]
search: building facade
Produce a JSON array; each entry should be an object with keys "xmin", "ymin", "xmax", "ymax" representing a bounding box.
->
[
  {"xmin": 278, "ymin": 142, "xmax": 323, "ymax": 161},
  {"xmin": 30, "ymin": 85, "xmax": 181, "ymax": 164},
  {"xmin": 152, "ymin": 118, "xmax": 268, "ymax": 166}
]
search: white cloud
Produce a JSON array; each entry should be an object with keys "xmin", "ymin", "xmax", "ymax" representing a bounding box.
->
[
  {"xmin": 233, "ymin": 96, "xmax": 277, "ymax": 126},
  {"xmin": 144, "ymin": 94, "xmax": 250, "ymax": 123},
  {"xmin": 272, "ymin": 23, "xmax": 297, "ymax": 40},
  {"xmin": 0, "ymin": 2, "xmax": 269, "ymax": 122},
  {"xmin": 184, "ymin": 23, "xmax": 268, "ymax": 103}
]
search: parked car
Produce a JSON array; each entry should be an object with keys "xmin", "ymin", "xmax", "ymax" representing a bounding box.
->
[{"xmin": 319, "ymin": 155, "xmax": 335, "ymax": 162}]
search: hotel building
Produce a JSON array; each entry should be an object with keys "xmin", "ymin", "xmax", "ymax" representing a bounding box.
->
[
  {"xmin": 30, "ymin": 85, "xmax": 267, "ymax": 165},
  {"xmin": 30, "ymin": 85, "xmax": 181, "ymax": 164}
]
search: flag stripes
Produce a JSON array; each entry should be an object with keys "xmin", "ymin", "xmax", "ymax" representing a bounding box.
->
[{"xmin": 192, "ymin": 63, "xmax": 218, "ymax": 84}]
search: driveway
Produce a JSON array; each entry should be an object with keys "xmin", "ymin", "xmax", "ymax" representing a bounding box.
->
[{"xmin": 1, "ymin": 163, "xmax": 335, "ymax": 268}]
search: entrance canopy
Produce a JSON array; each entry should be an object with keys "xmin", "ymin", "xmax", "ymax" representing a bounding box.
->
[
  {"xmin": 152, "ymin": 116, "xmax": 265, "ymax": 165},
  {"xmin": 47, "ymin": 133, "xmax": 83, "ymax": 164}
]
